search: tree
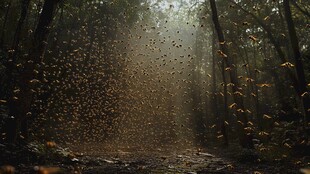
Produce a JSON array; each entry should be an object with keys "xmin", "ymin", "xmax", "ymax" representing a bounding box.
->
[
  {"xmin": 3, "ymin": 0, "xmax": 61, "ymax": 144},
  {"xmin": 283, "ymin": 0, "xmax": 310, "ymax": 123},
  {"xmin": 228, "ymin": 0, "xmax": 308, "ymax": 122},
  {"xmin": 209, "ymin": 0, "xmax": 253, "ymax": 148},
  {"xmin": 0, "ymin": 0, "xmax": 12, "ymax": 47}
]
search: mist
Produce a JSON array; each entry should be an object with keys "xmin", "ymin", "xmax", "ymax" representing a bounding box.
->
[{"xmin": 0, "ymin": 0, "xmax": 309, "ymax": 173}]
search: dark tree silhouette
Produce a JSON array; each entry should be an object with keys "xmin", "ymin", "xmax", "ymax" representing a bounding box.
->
[
  {"xmin": 4, "ymin": 0, "xmax": 61, "ymax": 144},
  {"xmin": 210, "ymin": 0, "xmax": 253, "ymax": 148}
]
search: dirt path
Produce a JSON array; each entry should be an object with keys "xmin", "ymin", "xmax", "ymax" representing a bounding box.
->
[
  {"xmin": 9, "ymin": 143, "xmax": 302, "ymax": 174},
  {"xmin": 74, "ymin": 147, "xmax": 299, "ymax": 174},
  {"xmin": 81, "ymin": 150, "xmax": 219, "ymax": 173},
  {"xmin": 80, "ymin": 149, "xmax": 231, "ymax": 174}
]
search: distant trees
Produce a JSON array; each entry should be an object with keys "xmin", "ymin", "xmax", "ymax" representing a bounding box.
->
[
  {"xmin": 228, "ymin": 0, "xmax": 309, "ymax": 122},
  {"xmin": 201, "ymin": 0, "xmax": 309, "ymax": 148}
]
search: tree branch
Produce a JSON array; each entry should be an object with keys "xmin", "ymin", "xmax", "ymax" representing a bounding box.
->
[{"xmin": 290, "ymin": 0, "xmax": 310, "ymax": 18}]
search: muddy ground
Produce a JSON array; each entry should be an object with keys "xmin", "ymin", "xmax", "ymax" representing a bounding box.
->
[
  {"xmin": 78, "ymin": 148, "xmax": 300, "ymax": 174},
  {"xmin": 5, "ymin": 144, "xmax": 307, "ymax": 174}
]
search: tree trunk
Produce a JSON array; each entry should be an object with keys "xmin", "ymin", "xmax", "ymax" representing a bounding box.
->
[
  {"xmin": 6, "ymin": 0, "xmax": 31, "ymax": 92},
  {"xmin": 220, "ymin": 57, "xmax": 229, "ymax": 146},
  {"xmin": 252, "ymin": 46, "xmax": 261, "ymax": 131},
  {"xmin": 283, "ymin": 0, "xmax": 310, "ymax": 122},
  {"xmin": 211, "ymin": 28, "xmax": 220, "ymax": 128},
  {"xmin": 277, "ymin": 0, "xmax": 293, "ymax": 62},
  {"xmin": 0, "ymin": 0, "xmax": 12, "ymax": 47},
  {"xmin": 210, "ymin": 0, "xmax": 253, "ymax": 148},
  {"xmin": 11, "ymin": 0, "xmax": 31, "ymax": 54},
  {"xmin": 212, "ymin": 28, "xmax": 228, "ymax": 146},
  {"xmin": 192, "ymin": 29, "xmax": 206, "ymax": 146},
  {"xmin": 4, "ymin": 0, "xmax": 60, "ymax": 144}
]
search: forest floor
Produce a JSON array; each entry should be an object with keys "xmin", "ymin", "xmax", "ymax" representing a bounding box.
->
[
  {"xmin": 3, "ymin": 143, "xmax": 307, "ymax": 174},
  {"xmin": 70, "ymin": 144, "xmax": 303, "ymax": 174}
]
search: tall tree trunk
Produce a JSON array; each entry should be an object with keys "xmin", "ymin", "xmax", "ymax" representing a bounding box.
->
[
  {"xmin": 220, "ymin": 56, "xmax": 229, "ymax": 146},
  {"xmin": 261, "ymin": 40, "xmax": 290, "ymax": 118},
  {"xmin": 252, "ymin": 46, "xmax": 261, "ymax": 131},
  {"xmin": 212, "ymin": 28, "xmax": 228, "ymax": 146},
  {"xmin": 283, "ymin": 0, "xmax": 310, "ymax": 122},
  {"xmin": 210, "ymin": 0, "xmax": 253, "ymax": 148},
  {"xmin": 192, "ymin": 29, "xmax": 205, "ymax": 146},
  {"xmin": 4, "ymin": 0, "xmax": 60, "ymax": 144},
  {"xmin": 6, "ymin": 0, "xmax": 31, "ymax": 92},
  {"xmin": 277, "ymin": 0, "xmax": 293, "ymax": 62},
  {"xmin": 211, "ymin": 28, "xmax": 219, "ymax": 126},
  {"xmin": 11, "ymin": 0, "xmax": 31, "ymax": 55},
  {"xmin": 0, "ymin": 0, "xmax": 13, "ymax": 47}
]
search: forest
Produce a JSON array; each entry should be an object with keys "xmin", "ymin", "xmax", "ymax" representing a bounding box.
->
[{"xmin": 0, "ymin": 0, "xmax": 309, "ymax": 173}]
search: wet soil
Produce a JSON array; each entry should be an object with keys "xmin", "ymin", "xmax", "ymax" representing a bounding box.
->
[
  {"xmin": 75, "ymin": 147, "xmax": 301, "ymax": 174},
  {"xmin": 5, "ymin": 144, "xmax": 305, "ymax": 174}
]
